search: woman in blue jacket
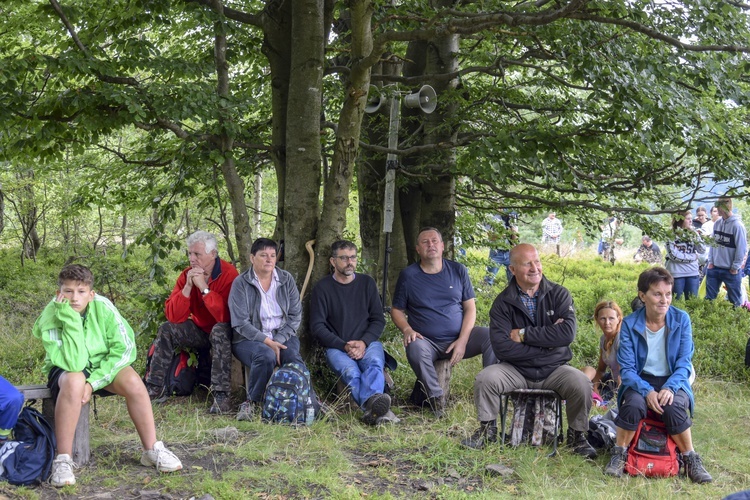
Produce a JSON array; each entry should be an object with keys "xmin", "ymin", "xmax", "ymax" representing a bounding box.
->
[{"xmin": 603, "ymin": 267, "xmax": 712, "ymax": 483}]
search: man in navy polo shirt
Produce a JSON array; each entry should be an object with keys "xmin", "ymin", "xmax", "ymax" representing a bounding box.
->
[{"xmin": 391, "ymin": 227, "xmax": 496, "ymax": 417}]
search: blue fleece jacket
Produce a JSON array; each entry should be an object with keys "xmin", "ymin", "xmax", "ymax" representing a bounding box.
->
[{"xmin": 617, "ymin": 306, "xmax": 694, "ymax": 415}]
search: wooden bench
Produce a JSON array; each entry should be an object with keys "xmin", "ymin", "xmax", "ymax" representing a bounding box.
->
[{"xmin": 16, "ymin": 384, "xmax": 90, "ymax": 465}]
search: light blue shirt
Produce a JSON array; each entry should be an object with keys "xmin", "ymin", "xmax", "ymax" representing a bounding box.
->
[{"xmin": 642, "ymin": 326, "xmax": 670, "ymax": 377}]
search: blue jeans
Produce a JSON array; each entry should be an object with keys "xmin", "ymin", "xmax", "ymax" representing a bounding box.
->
[
  {"xmin": 232, "ymin": 336, "xmax": 304, "ymax": 403},
  {"xmin": 673, "ymin": 275, "xmax": 700, "ymax": 300},
  {"xmin": 0, "ymin": 375, "xmax": 23, "ymax": 435},
  {"xmin": 486, "ymin": 249, "xmax": 511, "ymax": 285},
  {"xmin": 705, "ymin": 267, "xmax": 744, "ymax": 306},
  {"xmin": 326, "ymin": 341, "xmax": 385, "ymax": 408}
]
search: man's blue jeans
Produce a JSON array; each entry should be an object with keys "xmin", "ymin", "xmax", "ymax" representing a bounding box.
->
[
  {"xmin": 486, "ymin": 248, "xmax": 512, "ymax": 285},
  {"xmin": 326, "ymin": 341, "xmax": 385, "ymax": 408},
  {"xmin": 705, "ymin": 267, "xmax": 744, "ymax": 306}
]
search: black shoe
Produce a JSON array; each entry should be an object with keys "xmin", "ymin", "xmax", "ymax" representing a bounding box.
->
[
  {"xmin": 147, "ymin": 384, "xmax": 167, "ymax": 404},
  {"xmin": 362, "ymin": 393, "xmax": 391, "ymax": 425},
  {"xmin": 682, "ymin": 451, "xmax": 712, "ymax": 484},
  {"xmin": 604, "ymin": 446, "xmax": 628, "ymax": 477},
  {"xmin": 566, "ymin": 428, "xmax": 597, "ymax": 459},
  {"xmin": 461, "ymin": 421, "xmax": 497, "ymax": 449},
  {"xmin": 427, "ymin": 396, "xmax": 445, "ymax": 418},
  {"xmin": 209, "ymin": 391, "xmax": 232, "ymax": 415}
]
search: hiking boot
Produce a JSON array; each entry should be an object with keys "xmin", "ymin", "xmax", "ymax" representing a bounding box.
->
[
  {"xmin": 427, "ymin": 396, "xmax": 445, "ymax": 418},
  {"xmin": 682, "ymin": 451, "xmax": 712, "ymax": 484},
  {"xmin": 141, "ymin": 441, "xmax": 183, "ymax": 473},
  {"xmin": 209, "ymin": 391, "xmax": 232, "ymax": 415},
  {"xmin": 566, "ymin": 428, "xmax": 597, "ymax": 459},
  {"xmin": 461, "ymin": 421, "xmax": 498, "ymax": 449},
  {"xmin": 50, "ymin": 454, "xmax": 77, "ymax": 487},
  {"xmin": 604, "ymin": 445, "xmax": 628, "ymax": 477},
  {"xmin": 362, "ymin": 393, "xmax": 391, "ymax": 426},
  {"xmin": 236, "ymin": 400, "xmax": 256, "ymax": 421},
  {"xmin": 375, "ymin": 410, "xmax": 401, "ymax": 425},
  {"xmin": 147, "ymin": 383, "xmax": 168, "ymax": 404}
]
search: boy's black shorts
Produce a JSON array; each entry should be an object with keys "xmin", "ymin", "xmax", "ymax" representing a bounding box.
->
[{"xmin": 47, "ymin": 366, "xmax": 116, "ymax": 403}]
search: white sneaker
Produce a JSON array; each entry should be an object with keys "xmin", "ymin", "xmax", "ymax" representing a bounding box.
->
[
  {"xmin": 140, "ymin": 441, "xmax": 183, "ymax": 473},
  {"xmin": 50, "ymin": 453, "xmax": 77, "ymax": 487}
]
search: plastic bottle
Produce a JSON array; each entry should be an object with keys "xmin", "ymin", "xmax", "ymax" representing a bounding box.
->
[{"xmin": 305, "ymin": 397, "xmax": 315, "ymax": 426}]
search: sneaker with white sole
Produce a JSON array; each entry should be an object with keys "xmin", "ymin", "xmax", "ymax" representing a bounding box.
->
[
  {"xmin": 50, "ymin": 453, "xmax": 77, "ymax": 487},
  {"xmin": 140, "ymin": 441, "xmax": 183, "ymax": 473}
]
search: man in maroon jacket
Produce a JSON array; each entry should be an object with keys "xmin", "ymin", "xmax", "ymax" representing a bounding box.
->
[{"xmin": 144, "ymin": 231, "xmax": 238, "ymax": 414}]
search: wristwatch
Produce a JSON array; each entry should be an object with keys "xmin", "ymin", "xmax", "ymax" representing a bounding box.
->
[
  {"xmin": 518, "ymin": 328, "xmax": 526, "ymax": 343},
  {"xmin": 202, "ymin": 288, "xmax": 210, "ymax": 296}
]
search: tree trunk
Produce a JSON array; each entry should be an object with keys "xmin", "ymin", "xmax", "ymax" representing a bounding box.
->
[
  {"xmin": 261, "ymin": 0, "xmax": 293, "ymax": 243},
  {"xmin": 396, "ymin": 39, "xmax": 428, "ymax": 266},
  {"xmin": 311, "ymin": 0, "xmax": 374, "ymax": 286},
  {"xmin": 0, "ymin": 183, "xmax": 4, "ymax": 236},
  {"xmin": 121, "ymin": 211, "xmax": 127, "ymax": 257},
  {"xmin": 281, "ymin": 0, "xmax": 327, "ymax": 356},
  {"xmin": 359, "ymin": 56, "xmax": 401, "ymax": 279},
  {"xmin": 253, "ymin": 171, "xmax": 263, "ymax": 236},
  {"xmin": 419, "ymin": 27, "xmax": 460, "ymax": 257},
  {"xmin": 213, "ymin": 0, "xmax": 252, "ymax": 270}
]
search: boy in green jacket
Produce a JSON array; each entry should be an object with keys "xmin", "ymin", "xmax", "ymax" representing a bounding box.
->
[{"xmin": 33, "ymin": 264, "xmax": 182, "ymax": 487}]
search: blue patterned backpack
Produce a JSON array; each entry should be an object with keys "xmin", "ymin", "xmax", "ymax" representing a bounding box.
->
[{"xmin": 262, "ymin": 362, "xmax": 316, "ymax": 425}]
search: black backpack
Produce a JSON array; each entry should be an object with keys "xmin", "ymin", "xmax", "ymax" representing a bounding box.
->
[
  {"xmin": 587, "ymin": 413, "xmax": 617, "ymax": 450},
  {"xmin": 143, "ymin": 342, "xmax": 198, "ymax": 396},
  {"xmin": 0, "ymin": 404, "xmax": 56, "ymax": 486}
]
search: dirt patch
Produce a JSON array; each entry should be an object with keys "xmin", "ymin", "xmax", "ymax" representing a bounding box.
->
[
  {"xmin": 344, "ymin": 447, "xmax": 485, "ymax": 497},
  {"xmin": 0, "ymin": 441, "xmax": 247, "ymax": 500}
]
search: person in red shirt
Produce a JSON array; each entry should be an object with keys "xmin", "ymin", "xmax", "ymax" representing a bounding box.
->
[{"xmin": 144, "ymin": 231, "xmax": 238, "ymax": 414}]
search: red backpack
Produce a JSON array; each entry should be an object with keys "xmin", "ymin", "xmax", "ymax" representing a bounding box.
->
[
  {"xmin": 625, "ymin": 417, "xmax": 679, "ymax": 477},
  {"xmin": 142, "ymin": 342, "xmax": 198, "ymax": 397}
]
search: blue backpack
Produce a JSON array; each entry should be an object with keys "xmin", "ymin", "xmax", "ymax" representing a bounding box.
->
[
  {"xmin": 261, "ymin": 362, "xmax": 317, "ymax": 425},
  {"xmin": 1, "ymin": 405, "xmax": 56, "ymax": 486}
]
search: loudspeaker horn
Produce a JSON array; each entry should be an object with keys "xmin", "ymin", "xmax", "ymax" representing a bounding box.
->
[
  {"xmin": 403, "ymin": 85, "xmax": 437, "ymax": 114},
  {"xmin": 364, "ymin": 85, "xmax": 384, "ymax": 113}
]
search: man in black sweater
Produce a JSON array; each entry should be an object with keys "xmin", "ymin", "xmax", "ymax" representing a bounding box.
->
[{"xmin": 310, "ymin": 240, "xmax": 392, "ymax": 424}]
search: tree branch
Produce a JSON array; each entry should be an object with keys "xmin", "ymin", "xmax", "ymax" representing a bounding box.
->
[
  {"xmin": 568, "ymin": 12, "xmax": 750, "ymax": 53},
  {"xmin": 48, "ymin": 0, "xmax": 140, "ymax": 86}
]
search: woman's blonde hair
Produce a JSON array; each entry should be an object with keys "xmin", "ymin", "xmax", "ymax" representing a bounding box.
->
[{"xmin": 594, "ymin": 300, "xmax": 623, "ymax": 354}]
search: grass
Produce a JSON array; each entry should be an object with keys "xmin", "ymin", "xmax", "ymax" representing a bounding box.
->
[
  {"xmin": 2, "ymin": 247, "xmax": 750, "ymax": 498},
  {"xmin": 7, "ymin": 377, "xmax": 744, "ymax": 499}
]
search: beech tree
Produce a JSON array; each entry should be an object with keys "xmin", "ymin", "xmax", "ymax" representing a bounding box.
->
[{"xmin": 2, "ymin": 0, "xmax": 750, "ymax": 313}]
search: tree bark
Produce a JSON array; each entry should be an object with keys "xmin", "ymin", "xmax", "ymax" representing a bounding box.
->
[
  {"xmin": 261, "ymin": 0, "xmax": 293, "ymax": 242},
  {"xmin": 213, "ymin": 0, "xmax": 252, "ymax": 270},
  {"xmin": 282, "ymin": 0, "xmax": 325, "ymax": 283},
  {"xmin": 253, "ymin": 171, "xmax": 263, "ymax": 236},
  {"xmin": 312, "ymin": 0, "xmax": 374, "ymax": 285},
  {"xmin": 419, "ymin": 29, "xmax": 460, "ymax": 257},
  {"xmin": 121, "ymin": 211, "xmax": 127, "ymax": 257},
  {"xmin": 0, "ymin": 183, "xmax": 4, "ymax": 236}
]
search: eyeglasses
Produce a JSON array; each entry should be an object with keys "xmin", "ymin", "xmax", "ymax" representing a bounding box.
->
[{"xmin": 334, "ymin": 255, "xmax": 358, "ymax": 262}]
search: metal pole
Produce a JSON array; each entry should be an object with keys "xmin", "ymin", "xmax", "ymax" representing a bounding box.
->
[{"xmin": 381, "ymin": 95, "xmax": 400, "ymax": 310}]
